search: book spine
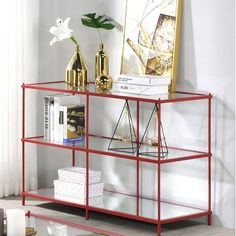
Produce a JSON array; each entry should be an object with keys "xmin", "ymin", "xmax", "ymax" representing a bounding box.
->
[
  {"xmin": 49, "ymin": 102, "xmax": 54, "ymax": 141},
  {"xmin": 44, "ymin": 96, "xmax": 50, "ymax": 140},
  {"xmin": 59, "ymin": 106, "xmax": 64, "ymax": 143},
  {"xmin": 63, "ymin": 106, "xmax": 67, "ymax": 141},
  {"xmin": 115, "ymin": 75, "xmax": 170, "ymax": 85},
  {"xmin": 113, "ymin": 83, "xmax": 143, "ymax": 94},
  {"xmin": 54, "ymin": 98, "xmax": 60, "ymax": 142},
  {"xmin": 113, "ymin": 83, "xmax": 168, "ymax": 95}
]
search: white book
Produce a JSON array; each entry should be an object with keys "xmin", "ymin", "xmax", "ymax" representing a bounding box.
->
[
  {"xmin": 63, "ymin": 106, "xmax": 67, "ymax": 143},
  {"xmin": 53, "ymin": 94, "xmax": 81, "ymax": 142},
  {"xmin": 115, "ymin": 74, "xmax": 171, "ymax": 86},
  {"xmin": 59, "ymin": 106, "xmax": 64, "ymax": 143},
  {"xmin": 112, "ymin": 83, "xmax": 169, "ymax": 95},
  {"xmin": 44, "ymin": 96, "xmax": 51, "ymax": 140},
  {"xmin": 49, "ymin": 103, "xmax": 54, "ymax": 141}
]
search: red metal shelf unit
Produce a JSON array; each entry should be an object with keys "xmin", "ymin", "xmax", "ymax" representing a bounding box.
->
[{"xmin": 21, "ymin": 81, "xmax": 212, "ymax": 236}]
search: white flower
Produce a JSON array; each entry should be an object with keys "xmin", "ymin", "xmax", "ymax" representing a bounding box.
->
[{"xmin": 49, "ymin": 17, "xmax": 73, "ymax": 46}]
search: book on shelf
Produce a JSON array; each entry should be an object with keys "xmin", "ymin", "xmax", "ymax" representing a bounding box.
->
[
  {"xmin": 112, "ymin": 83, "xmax": 169, "ymax": 95},
  {"xmin": 44, "ymin": 95, "xmax": 54, "ymax": 141},
  {"xmin": 54, "ymin": 94, "xmax": 82, "ymax": 142},
  {"xmin": 63, "ymin": 104, "xmax": 85, "ymax": 143},
  {"xmin": 44, "ymin": 94, "xmax": 85, "ymax": 143},
  {"xmin": 114, "ymin": 74, "xmax": 171, "ymax": 86}
]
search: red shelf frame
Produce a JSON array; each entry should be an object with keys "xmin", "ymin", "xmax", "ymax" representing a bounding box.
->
[{"xmin": 21, "ymin": 81, "xmax": 212, "ymax": 236}]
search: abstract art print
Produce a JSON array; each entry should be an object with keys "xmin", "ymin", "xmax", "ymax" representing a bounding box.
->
[{"xmin": 121, "ymin": 0, "xmax": 182, "ymax": 91}]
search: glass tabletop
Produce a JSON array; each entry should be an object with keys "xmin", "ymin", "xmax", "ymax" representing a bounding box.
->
[
  {"xmin": 26, "ymin": 212, "xmax": 118, "ymax": 236},
  {"xmin": 23, "ymin": 81, "xmax": 210, "ymax": 104}
]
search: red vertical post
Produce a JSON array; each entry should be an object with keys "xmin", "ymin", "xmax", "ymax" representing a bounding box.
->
[
  {"xmin": 22, "ymin": 84, "xmax": 26, "ymax": 206},
  {"xmin": 72, "ymin": 150, "xmax": 75, "ymax": 166},
  {"xmin": 85, "ymin": 94, "xmax": 89, "ymax": 220},
  {"xmin": 136, "ymin": 101, "xmax": 140, "ymax": 216},
  {"xmin": 157, "ymin": 100, "xmax": 161, "ymax": 236},
  {"xmin": 208, "ymin": 94, "xmax": 212, "ymax": 225}
]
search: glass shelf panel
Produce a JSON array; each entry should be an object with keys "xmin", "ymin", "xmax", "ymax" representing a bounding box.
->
[
  {"xmin": 26, "ymin": 213, "xmax": 109, "ymax": 235},
  {"xmin": 23, "ymin": 135, "xmax": 208, "ymax": 163},
  {"xmin": 96, "ymin": 191, "xmax": 206, "ymax": 220},
  {"xmin": 89, "ymin": 136, "xmax": 207, "ymax": 162},
  {"xmin": 23, "ymin": 81, "xmax": 209, "ymax": 103},
  {"xmin": 23, "ymin": 136, "xmax": 86, "ymax": 150},
  {"xmin": 25, "ymin": 188, "xmax": 207, "ymax": 221}
]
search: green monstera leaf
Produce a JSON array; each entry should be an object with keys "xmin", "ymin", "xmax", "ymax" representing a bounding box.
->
[{"xmin": 81, "ymin": 13, "xmax": 115, "ymax": 30}]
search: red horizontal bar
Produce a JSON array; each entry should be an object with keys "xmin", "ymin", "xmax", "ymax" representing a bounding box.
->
[
  {"xmin": 176, "ymin": 91, "xmax": 212, "ymax": 97},
  {"xmin": 160, "ymin": 211, "xmax": 211, "ymax": 224},
  {"xmin": 22, "ymin": 84, "xmax": 88, "ymax": 95},
  {"xmin": 167, "ymin": 145, "xmax": 207, "ymax": 154},
  {"xmin": 22, "ymin": 137, "xmax": 87, "ymax": 152},
  {"xmin": 89, "ymin": 148, "xmax": 158, "ymax": 164},
  {"xmin": 161, "ymin": 153, "xmax": 210, "ymax": 164},
  {"xmin": 22, "ymin": 80, "xmax": 64, "ymax": 86},
  {"xmin": 88, "ymin": 206, "xmax": 158, "ymax": 224},
  {"xmin": 28, "ymin": 212, "xmax": 123, "ymax": 236},
  {"xmin": 160, "ymin": 95, "xmax": 211, "ymax": 104}
]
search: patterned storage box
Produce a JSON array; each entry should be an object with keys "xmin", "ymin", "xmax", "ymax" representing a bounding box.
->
[
  {"xmin": 58, "ymin": 167, "xmax": 101, "ymax": 184},
  {"xmin": 54, "ymin": 194, "xmax": 104, "ymax": 207},
  {"xmin": 54, "ymin": 180, "xmax": 104, "ymax": 198}
]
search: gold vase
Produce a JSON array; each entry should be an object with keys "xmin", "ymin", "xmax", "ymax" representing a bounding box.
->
[
  {"xmin": 95, "ymin": 44, "xmax": 113, "ymax": 92},
  {"xmin": 66, "ymin": 46, "xmax": 88, "ymax": 88},
  {"xmin": 95, "ymin": 43, "xmax": 109, "ymax": 78}
]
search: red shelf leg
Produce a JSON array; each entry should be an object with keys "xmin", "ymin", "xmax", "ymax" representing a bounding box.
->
[
  {"xmin": 208, "ymin": 94, "xmax": 212, "ymax": 225},
  {"xmin": 157, "ymin": 100, "xmax": 161, "ymax": 235},
  {"xmin": 136, "ymin": 101, "xmax": 140, "ymax": 216},
  {"xmin": 72, "ymin": 150, "xmax": 75, "ymax": 166},
  {"xmin": 22, "ymin": 84, "xmax": 26, "ymax": 206},
  {"xmin": 157, "ymin": 224, "xmax": 161, "ymax": 236},
  {"xmin": 86, "ymin": 94, "xmax": 90, "ymax": 220}
]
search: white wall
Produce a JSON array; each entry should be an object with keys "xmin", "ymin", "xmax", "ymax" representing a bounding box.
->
[{"xmin": 37, "ymin": 0, "xmax": 235, "ymax": 229}]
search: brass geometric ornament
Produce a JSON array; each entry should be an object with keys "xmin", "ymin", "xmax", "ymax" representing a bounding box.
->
[
  {"xmin": 139, "ymin": 104, "xmax": 168, "ymax": 158},
  {"xmin": 108, "ymin": 100, "xmax": 137, "ymax": 154}
]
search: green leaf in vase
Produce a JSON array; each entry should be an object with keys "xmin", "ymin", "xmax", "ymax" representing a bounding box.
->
[{"xmin": 81, "ymin": 13, "xmax": 115, "ymax": 30}]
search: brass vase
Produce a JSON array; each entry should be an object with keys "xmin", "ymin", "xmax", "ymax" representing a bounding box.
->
[
  {"xmin": 66, "ymin": 46, "xmax": 88, "ymax": 88},
  {"xmin": 95, "ymin": 43, "xmax": 113, "ymax": 92}
]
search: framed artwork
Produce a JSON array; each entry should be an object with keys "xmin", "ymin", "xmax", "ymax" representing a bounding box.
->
[{"xmin": 121, "ymin": 0, "xmax": 182, "ymax": 92}]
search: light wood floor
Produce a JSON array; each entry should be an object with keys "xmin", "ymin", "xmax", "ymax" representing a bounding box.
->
[{"xmin": 0, "ymin": 197, "xmax": 234, "ymax": 236}]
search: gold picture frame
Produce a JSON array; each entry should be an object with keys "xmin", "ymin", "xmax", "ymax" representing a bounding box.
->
[{"xmin": 120, "ymin": 0, "xmax": 182, "ymax": 92}]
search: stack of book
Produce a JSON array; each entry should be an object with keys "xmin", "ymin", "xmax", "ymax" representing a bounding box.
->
[
  {"xmin": 44, "ymin": 94, "xmax": 85, "ymax": 143},
  {"xmin": 54, "ymin": 167, "xmax": 104, "ymax": 207},
  {"xmin": 112, "ymin": 74, "xmax": 171, "ymax": 95}
]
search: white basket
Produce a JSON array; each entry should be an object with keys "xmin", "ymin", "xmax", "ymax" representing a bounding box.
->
[
  {"xmin": 54, "ymin": 194, "xmax": 104, "ymax": 207},
  {"xmin": 58, "ymin": 167, "xmax": 101, "ymax": 184},
  {"xmin": 54, "ymin": 180, "xmax": 104, "ymax": 198}
]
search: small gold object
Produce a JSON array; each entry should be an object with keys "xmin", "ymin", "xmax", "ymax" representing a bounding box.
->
[
  {"xmin": 95, "ymin": 44, "xmax": 113, "ymax": 92},
  {"xmin": 115, "ymin": 106, "xmax": 136, "ymax": 143},
  {"xmin": 95, "ymin": 74, "xmax": 113, "ymax": 92},
  {"xmin": 95, "ymin": 43, "xmax": 109, "ymax": 78},
  {"xmin": 66, "ymin": 46, "xmax": 88, "ymax": 88},
  {"xmin": 26, "ymin": 227, "xmax": 37, "ymax": 236},
  {"xmin": 3, "ymin": 225, "xmax": 37, "ymax": 235}
]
